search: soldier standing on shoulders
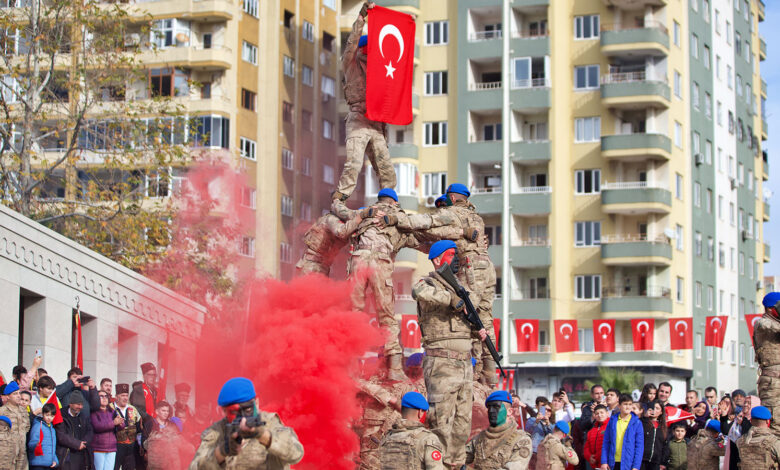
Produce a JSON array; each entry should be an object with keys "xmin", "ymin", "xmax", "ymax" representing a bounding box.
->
[
  {"xmin": 754, "ymin": 292, "xmax": 780, "ymax": 437},
  {"xmin": 295, "ymin": 207, "xmax": 370, "ymax": 276},
  {"xmin": 378, "ymin": 392, "xmax": 445, "ymax": 470},
  {"xmin": 537, "ymin": 421, "xmax": 579, "ymax": 470},
  {"xmin": 413, "ymin": 240, "xmax": 487, "ymax": 469},
  {"xmin": 188, "ymin": 377, "xmax": 303, "ymax": 470},
  {"xmin": 686, "ymin": 419, "xmax": 725, "ymax": 470},
  {"xmin": 736, "ymin": 405, "xmax": 780, "ymax": 468},
  {"xmin": 465, "ymin": 390, "xmax": 533, "ymax": 470}
]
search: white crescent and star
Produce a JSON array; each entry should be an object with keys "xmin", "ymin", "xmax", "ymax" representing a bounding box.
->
[
  {"xmin": 711, "ymin": 317, "xmax": 722, "ymax": 332},
  {"xmin": 560, "ymin": 323, "xmax": 573, "ymax": 339},
  {"xmin": 674, "ymin": 320, "xmax": 688, "ymax": 337},
  {"xmin": 752, "ymin": 316, "xmax": 760, "ymax": 328},
  {"xmin": 521, "ymin": 322, "xmax": 534, "ymax": 339},
  {"xmin": 637, "ymin": 321, "xmax": 650, "ymax": 337},
  {"xmin": 598, "ymin": 322, "xmax": 612, "ymax": 339},
  {"xmin": 378, "ymin": 24, "xmax": 405, "ymax": 79},
  {"xmin": 406, "ymin": 319, "xmax": 418, "ymax": 336}
]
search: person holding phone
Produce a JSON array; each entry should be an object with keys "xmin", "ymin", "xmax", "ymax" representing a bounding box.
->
[
  {"xmin": 527, "ymin": 398, "xmax": 554, "ymax": 470},
  {"xmin": 553, "ymin": 390, "xmax": 576, "ymax": 424}
]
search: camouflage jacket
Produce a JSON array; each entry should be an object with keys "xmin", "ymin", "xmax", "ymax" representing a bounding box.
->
[
  {"xmin": 686, "ymin": 430, "xmax": 725, "ymax": 470},
  {"xmin": 356, "ymin": 377, "xmax": 412, "ymax": 438},
  {"xmin": 536, "ymin": 434, "xmax": 579, "ymax": 470},
  {"xmin": 412, "ymin": 272, "xmax": 472, "ymax": 347},
  {"xmin": 737, "ymin": 426, "xmax": 780, "ymax": 469},
  {"xmin": 188, "ymin": 411, "xmax": 303, "ymax": 470},
  {"xmin": 301, "ymin": 212, "xmax": 362, "ymax": 263},
  {"xmin": 0, "ymin": 403, "xmax": 30, "ymax": 441},
  {"xmin": 440, "ymin": 200, "xmax": 488, "ymax": 259},
  {"xmin": 379, "ymin": 419, "xmax": 445, "ymax": 470},
  {"xmin": 0, "ymin": 425, "xmax": 18, "ymax": 468},
  {"xmin": 350, "ymin": 201, "xmax": 417, "ymax": 258},
  {"xmin": 466, "ymin": 421, "xmax": 533, "ymax": 470}
]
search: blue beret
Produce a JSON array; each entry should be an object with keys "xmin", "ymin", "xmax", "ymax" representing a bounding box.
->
[
  {"xmin": 3, "ymin": 381, "xmax": 19, "ymax": 395},
  {"xmin": 446, "ymin": 183, "xmax": 471, "ymax": 197},
  {"xmin": 406, "ymin": 353, "xmax": 423, "ymax": 367},
  {"xmin": 358, "ymin": 35, "xmax": 368, "ymax": 48},
  {"xmin": 435, "ymin": 195, "xmax": 447, "ymax": 207},
  {"xmin": 428, "ymin": 240, "xmax": 457, "ymax": 260},
  {"xmin": 555, "ymin": 420, "xmax": 570, "ymax": 434},
  {"xmin": 763, "ymin": 292, "xmax": 780, "ymax": 308},
  {"xmin": 705, "ymin": 419, "xmax": 721, "ymax": 433},
  {"xmin": 217, "ymin": 377, "xmax": 256, "ymax": 407},
  {"xmin": 752, "ymin": 405, "xmax": 772, "ymax": 420},
  {"xmin": 486, "ymin": 390, "xmax": 512, "ymax": 405},
  {"xmin": 0, "ymin": 416, "xmax": 10, "ymax": 428},
  {"xmin": 401, "ymin": 391, "xmax": 429, "ymax": 411},
  {"xmin": 378, "ymin": 188, "xmax": 398, "ymax": 202},
  {"xmin": 471, "ymin": 357, "xmax": 477, "ymax": 367}
]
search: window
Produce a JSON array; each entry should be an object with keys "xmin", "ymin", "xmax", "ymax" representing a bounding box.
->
[
  {"xmin": 283, "ymin": 56, "xmax": 295, "ymax": 78},
  {"xmin": 424, "ymin": 121, "xmax": 448, "ymax": 146},
  {"xmin": 281, "ymin": 148, "xmax": 293, "ymax": 169},
  {"xmin": 241, "ymin": 88, "xmax": 256, "ymax": 111},
  {"xmin": 483, "ymin": 123, "xmax": 502, "ymax": 141},
  {"xmin": 194, "ymin": 115, "xmax": 229, "ymax": 149},
  {"xmin": 151, "ymin": 19, "xmax": 190, "ymax": 49},
  {"xmin": 239, "ymin": 236, "xmax": 255, "ymax": 257},
  {"xmin": 695, "ymin": 232, "xmax": 702, "ymax": 256},
  {"xmin": 240, "ymin": 137, "xmax": 256, "ymax": 160},
  {"xmin": 693, "ymin": 82, "xmax": 700, "ymax": 109},
  {"xmin": 727, "ymin": 65, "xmax": 733, "ymax": 88},
  {"xmin": 574, "ymin": 15, "xmax": 599, "ymax": 39},
  {"xmin": 301, "ymin": 110, "xmax": 312, "ymax": 132},
  {"xmin": 578, "ymin": 329, "xmax": 594, "ymax": 353},
  {"xmin": 705, "ymin": 93, "xmax": 712, "ymax": 118},
  {"xmin": 740, "ymin": 343, "xmax": 746, "ymax": 366},
  {"xmin": 703, "ymin": 46, "xmax": 711, "ymax": 69},
  {"xmin": 676, "ymin": 224, "xmax": 684, "ymax": 251},
  {"xmin": 691, "ymin": 33, "xmax": 699, "ymax": 58},
  {"xmin": 706, "ymin": 189, "xmax": 712, "ymax": 213},
  {"xmin": 282, "ymin": 101, "xmax": 294, "ymax": 123},
  {"xmin": 321, "ymin": 75, "xmax": 336, "ymax": 97},
  {"xmin": 302, "ymin": 21, "xmax": 314, "ymax": 42},
  {"xmin": 322, "ymin": 119, "xmax": 334, "ymax": 140},
  {"xmin": 423, "ymin": 172, "xmax": 447, "ymax": 198},
  {"xmin": 674, "ymin": 122, "xmax": 683, "ymax": 148},
  {"xmin": 751, "ymin": 347, "xmax": 755, "ymax": 367},
  {"xmin": 674, "ymin": 21, "xmax": 681, "ymax": 46},
  {"xmin": 575, "ymin": 169, "xmax": 600, "ymax": 194},
  {"xmin": 574, "ymin": 221, "xmax": 601, "ymax": 247},
  {"xmin": 676, "ymin": 277, "xmax": 684, "ymax": 302},
  {"xmin": 691, "ymin": 0, "xmax": 698, "ymax": 11},
  {"xmin": 716, "ymin": 56, "xmax": 722, "ymax": 79},
  {"xmin": 425, "ymin": 21, "xmax": 448, "ymax": 45},
  {"xmin": 708, "ymin": 286, "xmax": 714, "ymax": 311},
  {"xmin": 242, "ymin": 0, "xmax": 258, "ymax": 17},
  {"xmin": 574, "ymin": 117, "xmax": 600, "ymax": 142},
  {"xmin": 708, "ymin": 237, "xmax": 714, "ymax": 261},
  {"xmin": 575, "ymin": 275, "xmax": 601, "ymax": 300},
  {"xmin": 529, "ymin": 278, "xmax": 548, "ymax": 299},
  {"xmin": 322, "ymin": 31, "xmax": 334, "ymax": 51},
  {"xmin": 574, "ymin": 65, "xmax": 599, "ymax": 90},
  {"xmin": 240, "ymin": 187, "xmax": 256, "ymax": 209},
  {"xmin": 695, "ymin": 282, "xmax": 702, "ymax": 307},
  {"xmin": 280, "ymin": 243, "xmax": 293, "ymax": 264},
  {"xmin": 301, "ymin": 157, "xmax": 311, "ymax": 176},
  {"xmin": 300, "ymin": 202, "xmax": 312, "ymax": 222},
  {"xmin": 694, "ymin": 182, "xmax": 701, "ymax": 207},
  {"xmin": 425, "ymin": 71, "xmax": 448, "ymax": 95},
  {"xmin": 148, "ymin": 68, "xmax": 189, "ymax": 98},
  {"xmin": 323, "ymin": 164, "xmax": 334, "ymax": 184},
  {"xmin": 302, "ymin": 66, "xmax": 313, "ymax": 87},
  {"xmin": 281, "ymin": 195, "xmax": 293, "ymax": 217},
  {"xmin": 726, "ymin": 21, "xmax": 731, "ymax": 44},
  {"xmin": 731, "ymin": 341, "xmax": 737, "ymax": 365},
  {"xmin": 695, "ymin": 334, "xmax": 702, "ymax": 358},
  {"xmin": 739, "ymin": 252, "xmax": 745, "ymax": 275},
  {"xmin": 242, "ymin": 41, "xmax": 258, "ymax": 65},
  {"xmin": 674, "ymin": 71, "xmax": 682, "ymax": 98},
  {"xmin": 394, "ymin": 162, "xmax": 418, "ymax": 196}
]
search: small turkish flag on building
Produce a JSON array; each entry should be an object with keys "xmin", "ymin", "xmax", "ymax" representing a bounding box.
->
[
  {"xmin": 554, "ymin": 320, "xmax": 579, "ymax": 353},
  {"xmin": 514, "ymin": 319, "xmax": 539, "ymax": 352},
  {"xmin": 705, "ymin": 315, "xmax": 728, "ymax": 348},
  {"xmin": 366, "ymin": 6, "xmax": 415, "ymax": 125},
  {"xmin": 669, "ymin": 318, "xmax": 693, "ymax": 350},
  {"xmin": 493, "ymin": 318, "xmax": 501, "ymax": 349},
  {"xmin": 746, "ymin": 314, "xmax": 762, "ymax": 345},
  {"xmin": 593, "ymin": 319, "xmax": 615, "ymax": 353},
  {"xmin": 631, "ymin": 319, "xmax": 655, "ymax": 351},
  {"xmin": 402, "ymin": 314, "xmax": 421, "ymax": 349}
]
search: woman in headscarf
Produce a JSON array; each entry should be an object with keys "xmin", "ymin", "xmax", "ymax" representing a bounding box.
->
[
  {"xmin": 686, "ymin": 401, "xmax": 710, "ymax": 438},
  {"xmin": 723, "ymin": 395, "xmax": 760, "ymax": 470}
]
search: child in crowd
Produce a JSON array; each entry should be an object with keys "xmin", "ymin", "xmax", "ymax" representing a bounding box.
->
[
  {"xmin": 662, "ymin": 422, "xmax": 688, "ymax": 470},
  {"xmin": 27, "ymin": 403, "xmax": 58, "ymax": 470}
]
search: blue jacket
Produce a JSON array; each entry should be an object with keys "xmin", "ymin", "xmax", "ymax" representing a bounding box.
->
[
  {"xmin": 601, "ymin": 412, "xmax": 644, "ymax": 470},
  {"xmin": 28, "ymin": 417, "xmax": 59, "ymax": 467}
]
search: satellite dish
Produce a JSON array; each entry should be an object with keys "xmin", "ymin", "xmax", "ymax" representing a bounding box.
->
[{"xmin": 664, "ymin": 228, "xmax": 677, "ymax": 239}]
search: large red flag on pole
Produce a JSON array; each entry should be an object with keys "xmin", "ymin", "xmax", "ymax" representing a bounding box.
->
[
  {"xmin": 365, "ymin": 6, "xmax": 415, "ymax": 125},
  {"xmin": 74, "ymin": 300, "xmax": 83, "ymax": 371},
  {"xmin": 669, "ymin": 318, "xmax": 693, "ymax": 350},
  {"xmin": 593, "ymin": 320, "xmax": 615, "ymax": 352},
  {"xmin": 705, "ymin": 316, "xmax": 729, "ymax": 348}
]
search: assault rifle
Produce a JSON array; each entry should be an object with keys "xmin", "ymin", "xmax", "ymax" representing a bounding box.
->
[
  {"xmin": 223, "ymin": 414, "xmax": 265, "ymax": 457},
  {"xmin": 436, "ymin": 263, "xmax": 506, "ymax": 378}
]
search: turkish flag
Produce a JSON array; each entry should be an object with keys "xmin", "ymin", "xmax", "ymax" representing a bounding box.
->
[
  {"xmin": 514, "ymin": 319, "xmax": 539, "ymax": 352},
  {"xmin": 705, "ymin": 315, "xmax": 729, "ymax": 348},
  {"xmin": 366, "ymin": 6, "xmax": 415, "ymax": 125},
  {"xmin": 554, "ymin": 320, "xmax": 579, "ymax": 353},
  {"xmin": 631, "ymin": 319, "xmax": 655, "ymax": 351},
  {"xmin": 746, "ymin": 314, "xmax": 762, "ymax": 345},
  {"xmin": 44, "ymin": 391, "xmax": 63, "ymax": 425},
  {"xmin": 493, "ymin": 318, "xmax": 501, "ymax": 349},
  {"xmin": 665, "ymin": 405, "xmax": 694, "ymax": 426},
  {"xmin": 402, "ymin": 314, "xmax": 421, "ymax": 349},
  {"xmin": 593, "ymin": 320, "xmax": 615, "ymax": 353},
  {"xmin": 669, "ymin": 318, "xmax": 693, "ymax": 350}
]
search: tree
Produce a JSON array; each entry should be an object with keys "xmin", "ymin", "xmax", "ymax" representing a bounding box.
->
[
  {"xmin": 0, "ymin": 0, "xmax": 193, "ymax": 269},
  {"xmin": 585, "ymin": 367, "xmax": 644, "ymax": 396}
]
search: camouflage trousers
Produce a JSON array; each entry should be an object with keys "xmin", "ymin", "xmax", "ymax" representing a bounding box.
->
[
  {"xmin": 295, "ymin": 251, "xmax": 329, "ymax": 276},
  {"xmin": 423, "ymin": 352, "xmax": 473, "ymax": 467},
  {"xmin": 348, "ymin": 252, "xmax": 401, "ymax": 356},
  {"xmin": 338, "ymin": 113, "xmax": 396, "ymax": 199},
  {"xmin": 758, "ymin": 375, "xmax": 780, "ymax": 437},
  {"xmin": 464, "ymin": 261, "xmax": 498, "ymax": 385}
]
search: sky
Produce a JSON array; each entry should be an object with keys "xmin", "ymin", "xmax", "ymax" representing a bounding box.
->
[{"xmin": 761, "ymin": 4, "xmax": 779, "ymax": 278}]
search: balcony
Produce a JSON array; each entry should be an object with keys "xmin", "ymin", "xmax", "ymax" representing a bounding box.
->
[
  {"xmin": 511, "ymin": 32, "xmax": 550, "ymax": 57},
  {"xmin": 511, "ymin": 140, "xmax": 551, "ymax": 163},
  {"xmin": 601, "ymin": 182, "xmax": 671, "ymax": 214},
  {"xmin": 601, "ymin": 285, "xmax": 673, "ymax": 316},
  {"xmin": 601, "ymin": 133, "xmax": 671, "ymax": 161},
  {"xmin": 765, "ymin": 201, "xmax": 771, "ymax": 221},
  {"xmin": 762, "ymin": 79, "xmax": 767, "ymax": 97},
  {"xmin": 601, "ymin": 72, "xmax": 670, "ymax": 109},
  {"xmin": 601, "ymin": 234, "xmax": 672, "ymax": 266},
  {"xmin": 766, "ymin": 243, "xmax": 771, "ymax": 263},
  {"xmin": 601, "ymin": 345, "xmax": 673, "ymax": 363},
  {"xmin": 760, "ymin": 37, "xmax": 767, "ymax": 61},
  {"xmin": 388, "ymin": 143, "xmax": 418, "ymax": 159},
  {"xmin": 763, "ymin": 119, "xmax": 769, "ymax": 140},
  {"xmin": 513, "ymin": 0, "xmax": 549, "ymax": 6},
  {"xmin": 139, "ymin": 46, "xmax": 232, "ymax": 70},
  {"xmin": 374, "ymin": 0, "xmax": 420, "ymax": 8},
  {"xmin": 602, "ymin": 0, "xmax": 667, "ymax": 8},
  {"xmin": 468, "ymin": 29, "xmax": 503, "ymax": 43},
  {"xmin": 125, "ymin": 0, "xmax": 234, "ymax": 22},
  {"xmin": 511, "ymin": 186, "xmax": 551, "ymax": 215},
  {"xmin": 510, "ymin": 240, "xmax": 551, "ymax": 268},
  {"xmin": 470, "ymin": 187, "xmax": 503, "ymax": 214},
  {"xmin": 464, "ymin": 82, "xmax": 502, "ymax": 111},
  {"xmin": 759, "ymin": 0, "xmax": 765, "ymax": 22},
  {"xmin": 510, "ymin": 78, "xmax": 551, "ymax": 111},
  {"xmin": 601, "ymin": 23, "xmax": 669, "ymax": 57}
]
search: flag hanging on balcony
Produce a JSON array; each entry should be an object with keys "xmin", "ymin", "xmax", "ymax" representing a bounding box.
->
[
  {"xmin": 493, "ymin": 318, "xmax": 501, "ymax": 350},
  {"xmin": 745, "ymin": 314, "xmax": 762, "ymax": 345},
  {"xmin": 74, "ymin": 306, "xmax": 83, "ymax": 371},
  {"xmin": 704, "ymin": 315, "xmax": 729, "ymax": 348},
  {"xmin": 554, "ymin": 320, "xmax": 579, "ymax": 353},
  {"xmin": 593, "ymin": 319, "xmax": 615, "ymax": 352},
  {"xmin": 631, "ymin": 319, "xmax": 655, "ymax": 351},
  {"xmin": 514, "ymin": 319, "xmax": 539, "ymax": 352},
  {"xmin": 365, "ymin": 6, "xmax": 415, "ymax": 125},
  {"xmin": 669, "ymin": 318, "xmax": 693, "ymax": 350},
  {"xmin": 401, "ymin": 315, "xmax": 422, "ymax": 349}
]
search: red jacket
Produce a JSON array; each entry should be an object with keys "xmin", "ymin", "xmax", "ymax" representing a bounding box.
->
[{"xmin": 584, "ymin": 420, "xmax": 609, "ymax": 467}]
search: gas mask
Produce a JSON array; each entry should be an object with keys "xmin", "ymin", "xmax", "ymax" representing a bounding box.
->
[
  {"xmin": 487, "ymin": 402, "xmax": 508, "ymax": 427},
  {"xmin": 439, "ymin": 248, "xmax": 460, "ymax": 274}
]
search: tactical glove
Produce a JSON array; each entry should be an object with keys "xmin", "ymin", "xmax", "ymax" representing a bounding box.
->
[
  {"xmin": 464, "ymin": 227, "xmax": 479, "ymax": 242},
  {"xmin": 359, "ymin": 207, "xmax": 375, "ymax": 218},
  {"xmin": 383, "ymin": 214, "xmax": 398, "ymax": 226}
]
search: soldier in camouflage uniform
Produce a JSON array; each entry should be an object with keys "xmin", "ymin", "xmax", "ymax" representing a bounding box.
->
[
  {"xmin": 755, "ymin": 292, "xmax": 780, "ymax": 437},
  {"xmin": 378, "ymin": 392, "xmax": 445, "ymax": 470},
  {"xmin": 405, "ymin": 353, "xmax": 427, "ymax": 397},
  {"xmin": 188, "ymin": 378, "xmax": 303, "ymax": 470},
  {"xmin": 0, "ymin": 416, "xmax": 17, "ymax": 470},
  {"xmin": 413, "ymin": 240, "xmax": 487, "ymax": 469},
  {"xmin": 0, "ymin": 383, "xmax": 29, "ymax": 470},
  {"xmin": 686, "ymin": 420, "xmax": 725, "ymax": 470},
  {"xmin": 465, "ymin": 390, "xmax": 532, "ymax": 470},
  {"xmin": 334, "ymin": 1, "xmax": 396, "ymax": 202},
  {"xmin": 536, "ymin": 421, "xmax": 579, "ymax": 470},
  {"xmin": 737, "ymin": 405, "xmax": 780, "ymax": 468},
  {"xmin": 335, "ymin": 188, "xmax": 418, "ymax": 380},
  {"xmin": 470, "ymin": 372, "xmax": 493, "ymax": 440},
  {"xmin": 295, "ymin": 207, "xmax": 368, "ymax": 276}
]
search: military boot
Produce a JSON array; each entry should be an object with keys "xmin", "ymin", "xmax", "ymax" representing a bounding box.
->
[{"xmin": 386, "ymin": 354, "xmax": 407, "ymax": 381}]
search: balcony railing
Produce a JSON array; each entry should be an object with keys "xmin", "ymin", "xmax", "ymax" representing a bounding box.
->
[
  {"xmin": 602, "ymin": 285, "xmax": 671, "ymax": 298},
  {"xmin": 602, "ymin": 181, "xmax": 667, "ymax": 190},
  {"xmin": 472, "ymin": 186, "xmax": 502, "ymax": 194},
  {"xmin": 512, "ymin": 31, "xmax": 549, "ymax": 39},
  {"xmin": 601, "ymin": 21, "xmax": 668, "ymax": 35},
  {"xmin": 516, "ymin": 185, "xmax": 551, "ymax": 194},
  {"xmin": 512, "ymin": 77, "xmax": 550, "ymax": 89},
  {"xmin": 601, "ymin": 234, "xmax": 669, "ymax": 244},
  {"xmin": 518, "ymin": 237, "xmax": 550, "ymax": 247},
  {"xmin": 601, "ymin": 71, "xmax": 667, "ymax": 84},
  {"xmin": 469, "ymin": 81, "xmax": 502, "ymax": 91},
  {"xmin": 614, "ymin": 343, "xmax": 636, "ymax": 353},
  {"xmin": 469, "ymin": 30, "xmax": 503, "ymax": 42}
]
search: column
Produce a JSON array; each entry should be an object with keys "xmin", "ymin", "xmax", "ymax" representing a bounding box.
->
[
  {"xmin": 0, "ymin": 279, "xmax": 20, "ymax": 378},
  {"xmin": 23, "ymin": 297, "xmax": 72, "ymax": 379},
  {"xmin": 117, "ymin": 332, "xmax": 158, "ymax": 386},
  {"xmin": 82, "ymin": 315, "xmax": 118, "ymax": 383}
]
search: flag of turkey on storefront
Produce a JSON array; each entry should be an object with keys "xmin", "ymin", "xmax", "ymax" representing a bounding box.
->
[
  {"xmin": 669, "ymin": 318, "xmax": 693, "ymax": 350},
  {"xmin": 631, "ymin": 319, "xmax": 655, "ymax": 351},
  {"xmin": 402, "ymin": 314, "xmax": 421, "ymax": 349},
  {"xmin": 745, "ymin": 314, "xmax": 762, "ymax": 345},
  {"xmin": 514, "ymin": 319, "xmax": 539, "ymax": 352},
  {"xmin": 554, "ymin": 320, "xmax": 579, "ymax": 353},
  {"xmin": 705, "ymin": 315, "xmax": 729, "ymax": 348},
  {"xmin": 366, "ymin": 6, "xmax": 415, "ymax": 125},
  {"xmin": 593, "ymin": 319, "xmax": 615, "ymax": 353}
]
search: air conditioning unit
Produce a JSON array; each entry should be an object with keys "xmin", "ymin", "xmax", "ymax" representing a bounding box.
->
[
  {"xmin": 730, "ymin": 178, "xmax": 738, "ymax": 190},
  {"xmin": 742, "ymin": 230, "xmax": 750, "ymax": 241},
  {"xmin": 694, "ymin": 154, "xmax": 704, "ymax": 166},
  {"xmin": 424, "ymin": 195, "xmax": 436, "ymax": 208}
]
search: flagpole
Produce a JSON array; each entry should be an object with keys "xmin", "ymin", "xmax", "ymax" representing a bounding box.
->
[{"xmin": 74, "ymin": 296, "xmax": 83, "ymax": 371}]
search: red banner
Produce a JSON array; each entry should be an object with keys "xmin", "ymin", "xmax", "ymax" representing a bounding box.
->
[
  {"xmin": 631, "ymin": 319, "xmax": 655, "ymax": 351},
  {"xmin": 593, "ymin": 319, "xmax": 615, "ymax": 353},
  {"xmin": 554, "ymin": 320, "xmax": 579, "ymax": 353},
  {"xmin": 705, "ymin": 316, "xmax": 729, "ymax": 348},
  {"xmin": 75, "ymin": 310, "xmax": 83, "ymax": 371},
  {"xmin": 402, "ymin": 314, "xmax": 422, "ymax": 349},
  {"xmin": 669, "ymin": 318, "xmax": 693, "ymax": 350},
  {"xmin": 746, "ymin": 314, "xmax": 762, "ymax": 345},
  {"xmin": 493, "ymin": 318, "xmax": 501, "ymax": 349},
  {"xmin": 497, "ymin": 369, "xmax": 515, "ymax": 392},
  {"xmin": 514, "ymin": 319, "xmax": 539, "ymax": 352},
  {"xmin": 44, "ymin": 391, "xmax": 63, "ymax": 425},
  {"xmin": 365, "ymin": 6, "xmax": 415, "ymax": 125}
]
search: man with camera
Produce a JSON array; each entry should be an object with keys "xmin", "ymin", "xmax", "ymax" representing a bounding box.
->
[
  {"xmin": 188, "ymin": 377, "xmax": 303, "ymax": 470},
  {"xmin": 56, "ymin": 367, "xmax": 99, "ymax": 420}
]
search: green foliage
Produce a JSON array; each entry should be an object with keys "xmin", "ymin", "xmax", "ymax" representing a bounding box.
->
[{"xmin": 585, "ymin": 367, "xmax": 644, "ymax": 395}]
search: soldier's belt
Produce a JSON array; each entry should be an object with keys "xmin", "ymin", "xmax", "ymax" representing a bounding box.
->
[
  {"xmin": 425, "ymin": 348, "xmax": 472, "ymax": 361},
  {"xmin": 355, "ymin": 245, "xmax": 392, "ymax": 256}
]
